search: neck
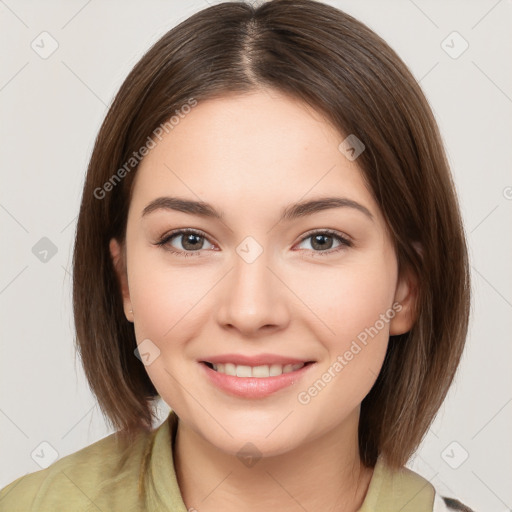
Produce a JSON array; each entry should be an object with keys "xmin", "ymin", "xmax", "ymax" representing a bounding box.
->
[{"xmin": 173, "ymin": 409, "xmax": 373, "ymax": 512}]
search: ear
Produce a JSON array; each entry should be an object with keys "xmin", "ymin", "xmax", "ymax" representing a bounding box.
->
[
  {"xmin": 109, "ymin": 238, "xmax": 134, "ymax": 323},
  {"xmin": 389, "ymin": 265, "xmax": 419, "ymax": 336}
]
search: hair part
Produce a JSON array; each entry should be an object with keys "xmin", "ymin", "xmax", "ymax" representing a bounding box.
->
[{"xmin": 73, "ymin": 0, "xmax": 470, "ymax": 469}]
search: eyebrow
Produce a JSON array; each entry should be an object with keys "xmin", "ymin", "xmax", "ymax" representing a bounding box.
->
[{"xmin": 141, "ymin": 196, "xmax": 374, "ymax": 222}]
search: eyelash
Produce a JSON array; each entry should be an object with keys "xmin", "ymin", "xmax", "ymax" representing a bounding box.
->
[{"xmin": 154, "ymin": 228, "xmax": 353, "ymax": 258}]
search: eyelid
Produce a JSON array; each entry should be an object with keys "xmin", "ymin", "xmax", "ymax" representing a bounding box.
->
[{"xmin": 297, "ymin": 227, "xmax": 352, "ymax": 244}]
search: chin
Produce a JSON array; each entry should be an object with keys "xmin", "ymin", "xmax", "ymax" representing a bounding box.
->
[{"xmin": 212, "ymin": 431, "xmax": 302, "ymax": 460}]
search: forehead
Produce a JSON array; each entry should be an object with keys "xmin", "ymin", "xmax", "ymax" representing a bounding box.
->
[{"xmin": 130, "ymin": 89, "xmax": 380, "ymax": 225}]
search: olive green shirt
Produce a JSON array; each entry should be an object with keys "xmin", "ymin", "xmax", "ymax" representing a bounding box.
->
[{"xmin": 0, "ymin": 410, "xmax": 438, "ymax": 511}]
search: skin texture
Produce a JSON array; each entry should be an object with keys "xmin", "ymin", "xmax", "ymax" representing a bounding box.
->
[{"xmin": 110, "ymin": 88, "xmax": 418, "ymax": 511}]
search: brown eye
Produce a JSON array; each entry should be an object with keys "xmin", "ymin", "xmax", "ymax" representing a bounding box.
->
[
  {"xmin": 155, "ymin": 229, "xmax": 214, "ymax": 256},
  {"xmin": 173, "ymin": 232, "xmax": 205, "ymax": 251},
  {"xmin": 296, "ymin": 230, "xmax": 352, "ymax": 256}
]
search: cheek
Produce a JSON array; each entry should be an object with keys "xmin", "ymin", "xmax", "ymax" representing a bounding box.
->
[
  {"xmin": 293, "ymin": 255, "xmax": 397, "ymax": 346},
  {"xmin": 292, "ymin": 257, "xmax": 398, "ymax": 411},
  {"xmin": 292, "ymin": 261, "xmax": 397, "ymax": 415},
  {"xmin": 127, "ymin": 245, "xmax": 209, "ymax": 351},
  {"xmin": 128, "ymin": 258, "xmax": 209, "ymax": 401},
  {"xmin": 131, "ymin": 272, "xmax": 204, "ymax": 344}
]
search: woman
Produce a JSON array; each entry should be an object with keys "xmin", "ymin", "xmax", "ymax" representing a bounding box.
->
[{"xmin": 0, "ymin": 1, "xmax": 475, "ymax": 510}]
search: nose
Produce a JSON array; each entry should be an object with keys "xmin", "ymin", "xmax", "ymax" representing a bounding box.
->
[{"xmin": 215, "ymin": 247, "xmax": 290, "ymax": 337}]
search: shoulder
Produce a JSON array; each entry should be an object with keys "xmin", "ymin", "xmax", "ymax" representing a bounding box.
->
[
  {"xmin": 0, "ymin": 426, "xmax": 156, "ymax": 511},
  {"xmin": 386, "ymin": 458, "xmax": 476, "ymax": 512},
  {"xmin": 366, "ymin": 455, "xmax": 477, "ymax": 512}
]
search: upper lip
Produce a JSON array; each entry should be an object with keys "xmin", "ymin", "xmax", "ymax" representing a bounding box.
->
[{"xmin": 200, "ymin": 353, "xmax": 315, "ymax": 367}]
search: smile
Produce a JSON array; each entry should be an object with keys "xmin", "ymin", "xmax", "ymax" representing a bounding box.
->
[
  {"xmin": 199, "ymin": 360, "xmax": 316, "ymax": 398},
  {"xmin": 204, "ymin": 361, "xmax": 309, "ymax": 378}
]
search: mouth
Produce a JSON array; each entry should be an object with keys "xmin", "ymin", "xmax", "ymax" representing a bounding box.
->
[
  {"xmin": 199, "ymin": 358, "xmax": 317, "ymax": 398},
  {"xmin": 201, "ymin": 360, "xmax": 315, "ymax": 378}
]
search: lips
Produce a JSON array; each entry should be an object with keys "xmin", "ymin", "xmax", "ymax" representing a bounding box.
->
[{"xmin": 199, "ymin": 357, "xmax": 316, "ymax": 398}]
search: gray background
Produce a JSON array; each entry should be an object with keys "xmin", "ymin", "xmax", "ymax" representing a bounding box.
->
[{"xmin": 1, "ymin": 0, "xmax": 511, "ymax": 510}]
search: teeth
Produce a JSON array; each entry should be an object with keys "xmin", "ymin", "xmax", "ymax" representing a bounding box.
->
[
  {"xmin": 210, "ymin": 362, "xmax": 305, "ymax": 377},
  {"xmin": 236, "ymin": 365, "xmax": 252, "ymax": 377}
]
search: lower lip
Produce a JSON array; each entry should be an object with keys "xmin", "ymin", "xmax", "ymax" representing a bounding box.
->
[{"xmin": 199, "ymin": 362, "xmax": 315, "ymax": 399}]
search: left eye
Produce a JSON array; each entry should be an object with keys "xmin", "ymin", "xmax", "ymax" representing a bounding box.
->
[{"xmin": 295, "ymin": 230, "xmax": 352, "ymax": 255}]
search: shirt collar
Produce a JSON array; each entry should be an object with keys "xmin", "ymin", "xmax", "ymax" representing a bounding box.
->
[
  {"xmin": 142, "ymin": 409, "xmax": 187, "ymax": 511},
  {"xmin": 358, "ymin": 453, "xmax": 435, "ymax": 511}
]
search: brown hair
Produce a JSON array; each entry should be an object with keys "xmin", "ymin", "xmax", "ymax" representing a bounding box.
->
[{"xmin": 73, "ymin": 0, "xmax": 470, "ymax": 469}]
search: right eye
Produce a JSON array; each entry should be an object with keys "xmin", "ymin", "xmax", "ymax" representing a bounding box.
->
[{"xmin": 155, "ymin": 228, "xmax": 216, "ymax": 256}]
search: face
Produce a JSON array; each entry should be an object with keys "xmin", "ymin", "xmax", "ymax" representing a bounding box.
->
[{"xmin": 110, "ymin": 88, "xmax": 416, "ymax": 458}]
